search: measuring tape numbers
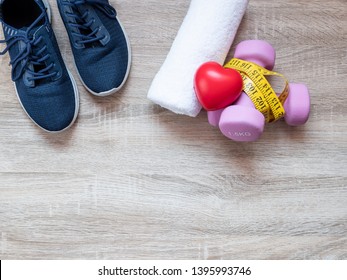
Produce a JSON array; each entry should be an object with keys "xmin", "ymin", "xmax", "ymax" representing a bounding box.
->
[{"xmin": 224, "ymin": 58, "xmax": 289, "ymax": 123}]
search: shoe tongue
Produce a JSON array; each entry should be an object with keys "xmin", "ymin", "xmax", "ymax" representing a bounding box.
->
[{"xmin": 17, "ymin": 21, "xmax": 44, "ymax": 38}]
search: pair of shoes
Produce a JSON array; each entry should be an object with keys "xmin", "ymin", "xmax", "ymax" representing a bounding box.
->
[{"xmin": 0, "ymin": 0, "xmax": 131, "ymax": 132}]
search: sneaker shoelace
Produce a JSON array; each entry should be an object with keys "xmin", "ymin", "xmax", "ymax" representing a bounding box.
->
[
  {"xmin": 63, "ymin": 0, "xmax": 117, "ymax": 45},
  {"xmin": 0, "ymin": 13, "xmax": 57, "ymax": 83}
]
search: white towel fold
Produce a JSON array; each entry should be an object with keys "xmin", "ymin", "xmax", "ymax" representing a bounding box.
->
[{"xmin": 147, "ymin": 0, "xmax": 249, "ymax": 117}]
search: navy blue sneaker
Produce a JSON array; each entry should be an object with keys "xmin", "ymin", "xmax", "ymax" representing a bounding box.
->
[
  {"xmin": 0, "ymin": 0, "xmax": 79, "ymax": 132},
  {"xmin": 57, "ymin": 0, "xmax": 131, "ymax": 96}
]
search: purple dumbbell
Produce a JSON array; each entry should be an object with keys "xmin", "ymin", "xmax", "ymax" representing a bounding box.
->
[{"xmin": 208, "ymin": 40, "xmax": 310, "ymax": 141}]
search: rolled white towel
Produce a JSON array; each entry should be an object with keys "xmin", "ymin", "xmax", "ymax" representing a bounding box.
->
[{"xmin": 148, "ymin": 0, "xmax": 249, "ymax": 117}]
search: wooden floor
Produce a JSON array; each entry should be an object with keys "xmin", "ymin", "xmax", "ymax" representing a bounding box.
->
[{"xmin": 0, "ymin": 0, "xmax": 346, "ymax": 260}]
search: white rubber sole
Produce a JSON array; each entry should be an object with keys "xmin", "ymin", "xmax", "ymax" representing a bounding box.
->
[
  {"xmin": 72, "ymin": 17, "xmax": 132, "ymax": 97},
  {"xmin": 12, "ymin": 0, "xmax": 80, "ymax": 133}
]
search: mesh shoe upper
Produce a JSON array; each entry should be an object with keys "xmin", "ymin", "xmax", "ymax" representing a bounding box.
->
[
  {"xmin": 57, "ymin": 0, "xmax": 130, "ymax": 95},
  {"xmin": 0, "ymin": 0, "xmax": 78, "ymax": 132}
]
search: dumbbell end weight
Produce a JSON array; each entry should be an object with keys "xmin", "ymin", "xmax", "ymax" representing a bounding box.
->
[
  {"xmin": 219, "ymin": 106, "xmax": 265, "ymax": 142},
  {"xmin": 284, "ymin": 83, "xmax": 310, "ymax": 126},
  {"xmin": 234, "ymin": 40, "xmax": 276, "ymax": 70}
]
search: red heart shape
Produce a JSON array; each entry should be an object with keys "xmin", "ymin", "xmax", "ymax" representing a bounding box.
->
[{"xmin": 194, "ymin": 62, "xmax": 243, "ymax": 111}]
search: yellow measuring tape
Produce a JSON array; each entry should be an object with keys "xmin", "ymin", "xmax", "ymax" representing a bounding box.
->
[{"xmin": 224, "ymin": 58, "xmax": 290, "ymax": 123}]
